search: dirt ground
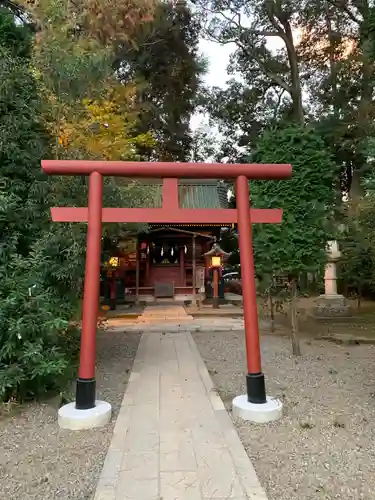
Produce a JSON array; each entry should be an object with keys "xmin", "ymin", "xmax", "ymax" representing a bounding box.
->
[
  {"xmin": 193, "ymin": 329, "xmax": 375, "ymax": 500},
  {"xmin": 0, "ymin": 330, "xmax": 141, "ymax": 500},
  {"xmin": 259, "ymin": 296, "xmax": 375, "ymax": 340}
]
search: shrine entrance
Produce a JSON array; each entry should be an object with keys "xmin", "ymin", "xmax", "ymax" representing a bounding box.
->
[
  {"xmin": 102, "ymin": 225, "xmax": 217, "ymax": 305},
  {"xmin": 42, "ymin": 160, "xmax": 291, "ymax": 413}
]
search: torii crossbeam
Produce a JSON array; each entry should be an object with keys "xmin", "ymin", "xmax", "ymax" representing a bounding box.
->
[{"xmin": 42, "ymin": 160, "xmax": 292, "ymax": 415}]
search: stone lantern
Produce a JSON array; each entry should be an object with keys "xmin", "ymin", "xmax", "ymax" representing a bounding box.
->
[
  {"xmin": 204, "ymin": 242, "xmax": 231, "ymax": 308},
  {"xmin": 314, "ymin": 240, "xmax": 351, "ymax": 317}
]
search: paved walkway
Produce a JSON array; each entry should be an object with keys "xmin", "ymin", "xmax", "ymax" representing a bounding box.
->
[
  {"xmin": 105, "ymin": 316, "xmax": 270, "ymax": 333},
  {"xmin": 93, "ymin": 331, "xmax": 268, "ymax": 500},
  {"xmin": 137, "ymin": 304, "xmax": 194, "ymax": 323}
]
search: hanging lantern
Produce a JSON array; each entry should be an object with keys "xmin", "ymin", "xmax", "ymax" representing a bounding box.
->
[
  {"xmin": 108, "ymin": 256, "xmax": 119, "ymax": 268},
  {"xmin": 146, "ymin": 245, "xmax": 150, "ymax": 254},
  {"xmin": 161, "ymin": 246, "xmax": 164, "ymax": 257},
  {"xmin": 184, "ymin": 245, "xmax": 187, "ymax": 254}
]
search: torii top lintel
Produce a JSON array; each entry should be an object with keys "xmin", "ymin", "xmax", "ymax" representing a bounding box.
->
[
  {"xmin": 41, "ymin": 160, "xmax": 292, "ymax": 225},
  {"xmin": 41, "ymin": 160, "xmax": 291, "ymax": 180}
]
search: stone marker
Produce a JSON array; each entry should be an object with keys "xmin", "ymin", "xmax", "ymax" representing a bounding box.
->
[{"xmin": 314, "ymin": 240, "xmax": 352, "ymax": 318}]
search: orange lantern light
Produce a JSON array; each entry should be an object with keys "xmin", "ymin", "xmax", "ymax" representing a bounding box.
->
[{"xmin": 211, "ymin": 255, "xmax": 222, "ymax": 268}]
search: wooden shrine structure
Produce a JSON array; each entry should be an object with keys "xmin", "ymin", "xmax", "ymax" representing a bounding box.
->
[{"xmin": 101, "ymin": 179, "xmax": 231, "ymax": 303}]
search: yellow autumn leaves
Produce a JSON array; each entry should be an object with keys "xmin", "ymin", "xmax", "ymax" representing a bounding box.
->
[
  {"xmin": 20, "ymin": 0, "xmax": 157, "ymax": 160},
  {"xmin": 20, "ymin": 0, "xmax": 156, "ymax": 46},
  {"xmin": 60, "ymin": 85, "xmax": 155, "ymax": 160}
]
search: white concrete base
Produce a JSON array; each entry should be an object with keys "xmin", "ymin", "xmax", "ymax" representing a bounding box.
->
[
  {"xmin": 232, "ymin": 395, "xmax": 283, "ymax": 423},
  {"xmin": 58, "ymin": 400, "xmax": 112, "ymax": 430}
]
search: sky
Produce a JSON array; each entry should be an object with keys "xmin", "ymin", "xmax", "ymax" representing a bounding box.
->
[
  {"xmin": 190, "ymin": 39, "xmax": 235, "ymax": 131},
  {"xmin": 191, "ymin": 36, "xmax": 285, "ymax": 132},
  {"xmin": 199, "ymin": 39, "xmax": 235, "ymax": 88}
]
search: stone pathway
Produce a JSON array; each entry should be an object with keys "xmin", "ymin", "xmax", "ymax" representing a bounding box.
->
[
  {"xmin": 106, "ymin": 307, "xmax": 248, "ymax": 332},
  {"xmin": 105, "ymin": 316, "xmax": 267, "ymax": 333},
  {"xmin": 137, "ymin": 304, "xmax": 194, "ymax": 323},
  {"xmin": 105, "ymin": 300, "xmax": 245, "ymax": 332},
  {"xmin": 106, "ymin": 317, "xmax": 246, "ymax": 332},
  {"xmin": 93, "ymin": 331, "xmax": 268, "ymax": 500}
]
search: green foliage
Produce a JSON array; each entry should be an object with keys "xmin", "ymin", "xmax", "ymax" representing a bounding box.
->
[
  {"xmin": 0, "ymin": 7, "xmax": 160, "ymax": 402},
  {"xmin": 339, "ymin": 173, "xmax": 375, "ymax": 297},
  {"xmin": 0, "ymin": 24, "xmax": 50, "ymax": 257},
  {"xmin": 196, "ymin": 0, "xmax": 375, "ymax": 199},
  {"xmin": 250, "ymin": 125, "xmax": 337, "ymax": 278},
  {"xmin": 188, "ymin": 126, "xmax": 218, "ymax": 162},
  {"xmin": 0, "ymin": 0, "xmax": 205, "ymax": 401},
  {"xmin": 338, "ymin": 214, "xmax": 375, "ymax": 297},
  {"xmin": 220, "ymin": 228, "xmax": 240, "ymax": 267},
  {"xmin": 0, "ymin": 255, "xmax": 81, "ymax": 401},
  {"xmin": 0, "ymin": 7, "xmax": 31, "ymax": 58},
  {"xmin": 0, "ymin": 10, "xmax": 78, "ymax": 401},
  {"xmin": 117, "ymin": 0, "xmax": 205, "ymax": 161}
]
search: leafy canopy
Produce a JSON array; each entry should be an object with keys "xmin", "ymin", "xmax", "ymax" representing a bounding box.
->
[
  {"xmin": 118, "ymin": 0, "xmax": 205, "ymax": 161},
  {"xmin": 250, "ymin": 125, "xmax": 337, "ymax": 277},
  {"xmin": 60, "ymin": 84, "xmax": 156, "ymax": 161},
  {"xmin": 0, "ymin": 9, "xmax": 73, "ymax": 401},
  {"xmin": 0, "ymin": 4, "xmax": 156, "ymax": 402}
]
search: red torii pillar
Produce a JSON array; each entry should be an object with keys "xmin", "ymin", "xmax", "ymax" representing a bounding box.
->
[{"xmin": 42, "ymin": 160, "xmax": 291, "ymax": 411}]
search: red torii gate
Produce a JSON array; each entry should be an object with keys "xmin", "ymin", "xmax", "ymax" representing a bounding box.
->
[{"xmin": 42, "ymin": 160, "xmax": 292, "ymax": 411}]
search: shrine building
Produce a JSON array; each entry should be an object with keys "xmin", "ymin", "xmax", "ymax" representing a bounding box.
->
[{"xmin": 101, "ymin": 179, "xmax": 230, "ymax": 303}]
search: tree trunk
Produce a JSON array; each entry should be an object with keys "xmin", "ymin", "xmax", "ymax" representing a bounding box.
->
[
  {"xmin": 283, "ymin": 21, "xmax": 304, "ymax": 124},
  {"xmin": 350, "ymin": 2, "xmax": 372, "ymax": 206},
  {"xmin": 349, "ymin": 168, "xmax": 365, "ymax": 203},
  {"xmin": 325, "ymin": 2, "xmax": 338, "ymax": 114},
  {"xmin": 290, "ymin": 278, "xmax": 301, "ymax": 356},
  {"xmin": 357, "ymin": 288, "xmax": 362, "ymax": 311},
  {"xmin": 269, "ymin": 290, "xmax": 275, "ymax": 333}
]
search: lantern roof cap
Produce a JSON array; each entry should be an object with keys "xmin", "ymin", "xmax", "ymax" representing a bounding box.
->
[{"xmin": 203, "ymin": 242, "xmax": 231, "ymax": 258}]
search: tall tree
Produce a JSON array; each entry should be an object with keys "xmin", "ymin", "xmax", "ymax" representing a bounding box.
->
[
  {"xmin": 0, "ymin": 8, "xmax": 49, "ymax": 256},
  {"xmin": 117, "ymin": 0, "xmax": 206, "ymax": 161},
  {"xmin": 197, "ymin": 0, "xmax": 305, "ymax": 124},
  {"xmin": 0, "ymin": 3, "xmax": 157, "ymax": 401},
  {"xmin": 250, "ymin": 125, "xmax": 337, "ymax": 355},
  {"xmin": 197, "ymin": 0, "xmax": 375, "ymax": 205},
  {"xmin": 59, "ymin": 84, "xmax": 156, "ymax": 161},
  {"xmin": 188, "ymin": 124, "xmax": 218, "ymax": 161},
  {"xmin": 0, "ymin": 8, "xmax": 69, "ymax": 400},
  {"xmin": 299, "ymin": 0, "xmax": 375, "ymax": 201}
]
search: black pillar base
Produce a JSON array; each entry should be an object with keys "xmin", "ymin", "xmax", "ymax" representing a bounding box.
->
[
  {"xmin": 212, "ymin": 296, "xmax": 220, "ymax": 309},
  {"xmin": 76, "ymin": 378, "xmax": 96, "ymax": 410},
  {"xmin": 110, "ymin": 298, "xmax": 116, "ymax": 310},
  {"xmin": 246, "ymin": 372, "xmax": 266, "ymax": 404}
]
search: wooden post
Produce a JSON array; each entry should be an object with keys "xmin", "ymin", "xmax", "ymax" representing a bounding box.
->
[
  {"xmin": 180, "ymin": 246, "xmax": 185, "ymax": 286},
  {"xmin": 192, "ymin": 235, "xmax": 196, "ymax": 305},
  {"xmin": 145, "ymin": 242, "xmax": 150, "ymax": 285},
  {"xmin": 204, "ymin": 241, "xmax": 211, "ymax": 279},
  {"xmin": 213, "ymin": 267, "xmax": 219, "ymax": 309},
  {"xmin": 236, "ymin": 175, "xmax": 265, "ymax": 404},
  {"xmin": 110, "ymin": 270, "xmax": 117, "ymax": 310},
  {"xmin": 135, "ymin": 237, "xmax": 140, "ymax": 304},
  {"xmin": 77, "ymin": 171, "xmax": 102, "ymax": 410}
]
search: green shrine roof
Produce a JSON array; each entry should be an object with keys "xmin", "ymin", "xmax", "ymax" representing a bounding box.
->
[{"xmin": 145, "ymin": 180, "xmax": 229, "ymax": 209}]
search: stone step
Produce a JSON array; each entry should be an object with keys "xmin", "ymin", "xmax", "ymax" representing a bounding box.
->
[
  {"xmin": 137, "ymin": 317, "xmax": 194, "ymax": 323},
  {"xmin": 137, "ymin": 305, "xmax": 192, "ymax": 321}
]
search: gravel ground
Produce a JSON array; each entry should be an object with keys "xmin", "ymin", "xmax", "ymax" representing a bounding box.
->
[
  {"xmin": 193, "ymin": 330, "xmax": 375, "ymax": 500},
  {"xmin": 0, "ymin": 330, "xmax": 141, "ymax": 500}
]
